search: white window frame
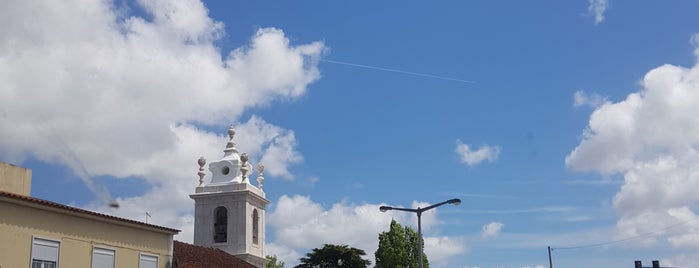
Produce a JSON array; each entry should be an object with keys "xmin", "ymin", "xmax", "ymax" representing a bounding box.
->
[
  {"xmin": 31, "ymin": 237, "xmax": 60, "ymax": 268},
  {"xmin": 139, "ymin": 253, "xmax": 158, "ymax": 268},
  {"xmin": 91, "ymin": 247, "xmax": 115, "ymax": 268}
]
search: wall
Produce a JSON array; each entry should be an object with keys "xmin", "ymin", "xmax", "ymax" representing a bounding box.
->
[
  {"xmin": 0, "ymin": 198, "xmax": 174, "ymax": 268},
  {"xmin": 0, "ymin": 162, "xmax": 32, "ymax": 195}
]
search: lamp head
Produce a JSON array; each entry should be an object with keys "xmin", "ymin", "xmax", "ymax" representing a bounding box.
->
[
  {"xmin": 449, "ymin": 198, "xmax": 461, "ymax": 206},
  {"xmin": 379, "ymin": 206, "xmax": 392, "ymax": 212}
]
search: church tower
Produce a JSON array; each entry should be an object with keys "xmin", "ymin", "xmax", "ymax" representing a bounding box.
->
[{"xmin": 190, "ymin": 125, "xmax": 270, "ymax": 267}]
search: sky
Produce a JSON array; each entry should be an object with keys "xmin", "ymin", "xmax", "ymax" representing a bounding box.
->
[{"xmin": 2, "ymin": 0, "xmax": 699, "ymax": 267}]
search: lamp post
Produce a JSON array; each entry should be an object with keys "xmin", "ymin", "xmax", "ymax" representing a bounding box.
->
[{"xmin": 379, "ymin": 198, "xmax": 461, "ymax": 268}]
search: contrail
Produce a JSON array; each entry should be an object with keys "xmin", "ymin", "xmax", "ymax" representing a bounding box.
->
[
  {"xmin": 320, "ymin": 59, "xmax": 476, "ymax": 84},
  {"xmin": 37, "ymin": 122, "xmax": 119, "ymax": 209}
]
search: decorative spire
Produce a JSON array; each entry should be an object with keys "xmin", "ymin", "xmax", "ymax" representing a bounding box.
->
[
  {"xmin": 240, "ymin": 153, "xmax": 249, "ymax": 183},
  {"xmin": 197, "ymin": 157, "xmax": 206, "ymax": 186},
  {"xmin": 256, "ymin": 163, "xmax": 265, "ymax": 190},
  {"xmin": 223, "ymin": 125, "xmax": 238, "ymax": 156}
]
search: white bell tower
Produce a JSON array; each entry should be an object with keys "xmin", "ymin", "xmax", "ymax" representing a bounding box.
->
[{"xmin": 190, "ymin": 125, "xmax": 269, "ymax": 267}]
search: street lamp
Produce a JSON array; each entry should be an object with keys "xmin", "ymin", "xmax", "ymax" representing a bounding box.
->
[{"xmin": 379, "ymin": 198, "xmax": 461, "ymax": 268}]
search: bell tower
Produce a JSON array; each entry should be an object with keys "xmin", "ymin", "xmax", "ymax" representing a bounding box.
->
[{"xmin": 190, "ymin": 125, "xmax": 269, "ymax": 267}]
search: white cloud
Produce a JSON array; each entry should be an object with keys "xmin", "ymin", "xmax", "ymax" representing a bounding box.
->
[
  {"xmin": 265, "ymin": 242, "xmax": 301, "ymax": 267},
  {"xmin": 423, "ymin": 236, "xmax": 467, "ymax": 266},
  {"xmin": 573, "ymin": 90, "xmax": 608, "ymax": 108},
  {"xmin": 266, "ymin": 195, "xmax": 466, "ymax": 266},
  {"xmin": 567, "ymin": 38, "xmax": 699, "ymax": 247},
  {"xmin": 481, "ymin": 222, "xmax": 504, "ymax": 238},
  {"xmin": 410, "ymin": 201, "xmax": 443, "ymax": 231},
  {"xmin": 0, "ymin": 0, "xmax": 323, "ymax": 241},
  {"xmin": 236, "ymin": 116, "xmax": 303, "ymax": 180},
  {"xmin": 267, "ymin": 195, "xmax": 396, "ymax": 257},
  {"xmin": 664, "ymin": 253, "xmax": 699, "ymax": 268},
  {"xmin": 692, "ymin": 34, "xmax": 699, "ymax": 57},
  {"xmin": 588, "ymin": 0, "xmax": 608, "ymax": 25},
  {"xmin": 455, "ymin": 140, "xmax": 501, "ymax": 166},
  {"xmin": 0, "ymin": 0, "xmax": 322, "ymax": 175},
  {"xmin": 86, "ymin": 119, "xmax": 304, "ymax": 241}
]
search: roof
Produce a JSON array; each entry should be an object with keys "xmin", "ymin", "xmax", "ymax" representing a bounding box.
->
[
  {"xmin": 0, "ymin": 190, "xmax": 179, "ymax": 234},
  {"xmin": 173, "ymin": 240, "xmax": 258, "ymax": 268}
]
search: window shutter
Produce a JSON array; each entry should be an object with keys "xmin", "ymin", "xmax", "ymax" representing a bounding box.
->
[
  {"xmin": 139, "ymin": 254, "xmax": 158, "ymax": 268},
  {"xmin": 32, "ymin": 238, "xmax": 59, "ymax": 262},
  {"xmin": 92, "ymin": 248, "xmax": 115, "ymax": 268}
]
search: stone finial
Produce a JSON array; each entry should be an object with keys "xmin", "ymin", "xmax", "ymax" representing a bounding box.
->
[
  {"xmin": 223, "ymin": 125, "xmax": 238, "ymax": 156},
  {"xmin": 240, "ymin": 153, "xmax": 249, "ymax": 182},
  {"xmin": 197, "ymin": 157, "xmax": 206, "ymax": 186},
  {"xmin": 256, "ymin": 163, "xmax": 265, "ymax": 190}
]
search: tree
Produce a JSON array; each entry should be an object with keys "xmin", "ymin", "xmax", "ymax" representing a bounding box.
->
[
  {"xmin": 294, "ymin": 244, "xmax": 371, "ymax": 268},
  {"xmin": 375, "ymin": 219, "xmax": 429, "ymax": 268},
  {"xmin": 266, "ymin": 255, "xmax": 285, "ymax": 268}
]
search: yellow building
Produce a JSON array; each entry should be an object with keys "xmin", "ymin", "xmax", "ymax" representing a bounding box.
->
[{"xmin": 0, "ymin": 163, "xmax": 179, "ymax": 268}]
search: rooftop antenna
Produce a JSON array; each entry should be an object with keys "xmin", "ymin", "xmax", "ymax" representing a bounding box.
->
[{"xmin": 145, "ymin": 212, "xmax": 152, "ymax": 223}]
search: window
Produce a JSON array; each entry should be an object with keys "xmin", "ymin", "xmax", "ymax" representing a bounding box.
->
[
  {"xmin": 32, "ymin": 260, "xmax": 56, "ymax": 268},
  {"xmin": 214, "ymin": 206, "xmax": 227, "ymax": 243},
  {"xmin": 252, "ymin": 209, "xmax": 259, "ymax": 245},
  {"xmin": 31, "ymin": 238, "xmax": 59, "ymax": 268},
  {"xmin": 92, "ymin": 247, "xmax": 115, "ymax": 268},
  {"xmin": 139, "ymin": 254, "xmax": 158, "ymax": 268}
]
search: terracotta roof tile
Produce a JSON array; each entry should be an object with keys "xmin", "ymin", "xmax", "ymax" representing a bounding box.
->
[{"xmin": 173, "ymin": 240, "xmax": 258, "ymax": 268}]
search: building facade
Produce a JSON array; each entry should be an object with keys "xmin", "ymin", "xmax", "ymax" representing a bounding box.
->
[
  {"xmin": 190, "ymin": 126, "xmax": 270, "ymax": 268},
  {"xmin": 0, "ymin": 163, "xmax": 179, "ymax": 268}
]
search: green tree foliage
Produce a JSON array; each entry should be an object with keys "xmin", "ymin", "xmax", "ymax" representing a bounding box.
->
[
  {"xmin": 375, "ymin": 219, "xmax": 429, "ymax": 268},
  {"xmin": 294, "ymin": 244, "xmax": 371, "ymax": 268},
  {"xmin": 266, "ymin": 255, "xmax": 285, "ymax": 268}
]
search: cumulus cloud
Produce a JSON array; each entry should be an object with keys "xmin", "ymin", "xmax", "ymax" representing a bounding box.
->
[
  {"xmin": 266, "ymin": 195, "xmax": 466, "ymax": 266},
  {"xmin": 265, "ymin": 242, "xmax": 301, "ymax": 267},
  {"xmin": 567, "ymin": 37, "xmax": 699, "ymax": 248},
  {"xmin": 423, "ymin": 236, "xmax": 467, "ymax": 266},
  {"xmin": 588, "ymin": 0, "xmax": 608, "ymax": 25},
  {"xmin": 0, "ymin": 0, "xmax": 323, "ymax": 239},
  {"xmin": 455, "ymin": 140, "xmax": 501, "ymax": 166},
  {"xmin": 481, "ymin": 222, "xmax": 504, "ymax": 238},
  {"xmin": 87, "ymin": 119, "xmax": 304, "ymax": 240},
  {"xmin": 235, "ymin": 116, "xmax": 303, "ymax": 179},
  {"xmin": 573, "ymin": 90, "xmax": 608, "ymax": 108},
  {"xmin": 410, "ymin": 201, "xmax": 443, "ymax": 231},
  {"xmin": 664, "ymin": 253, "xmax": 699, "ymax": 268},
  {"xmin": 692, "ymin": 34, "xmax": 699, "ymax": 56}
]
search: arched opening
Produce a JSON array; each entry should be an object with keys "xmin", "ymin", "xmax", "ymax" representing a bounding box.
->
[
  {"xmin": 252, "ymin": 209, "xmax": 259, "ymax": 245},
  {"xmin": 214, "ymin": 206, "xmax": 228, "ymax": 243}
]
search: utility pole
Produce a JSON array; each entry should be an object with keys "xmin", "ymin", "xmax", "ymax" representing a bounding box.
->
[{"xmin": 548, "ymin": 246, "xmax": 553, "ymax": 268}]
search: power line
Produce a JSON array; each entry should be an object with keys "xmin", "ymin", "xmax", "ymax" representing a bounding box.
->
[
  {"xmin": 548, "ymin": 218, "xmax": 698, "ymax": 268},
  {"xmin": 553, "ymin": 217, "xmax": 699, "ymax": 251}
]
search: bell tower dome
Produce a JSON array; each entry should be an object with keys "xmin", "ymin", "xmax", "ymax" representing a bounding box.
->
[{"xmin": 190, "ymin": 125, "xmax": 269, "ymax": 267}]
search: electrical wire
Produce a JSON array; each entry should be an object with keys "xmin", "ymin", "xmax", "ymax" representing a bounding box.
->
[{"xmin": 552, "ymin": 218, "xmax": 699, "ymax": 250}]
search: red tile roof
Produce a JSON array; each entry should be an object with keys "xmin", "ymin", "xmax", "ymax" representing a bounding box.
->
[
  {"xmin": 173, "ymin": 240, "xmax": 258, "ymax": 268},
  {"xmin": 0, "ymin": 190, "xmax": 179, "ymax": 233}
]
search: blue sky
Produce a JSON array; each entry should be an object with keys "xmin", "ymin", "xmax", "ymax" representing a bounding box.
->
[{"xmin": 3, "ymin": 0, "xmax": 699, "ymax": 267}]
